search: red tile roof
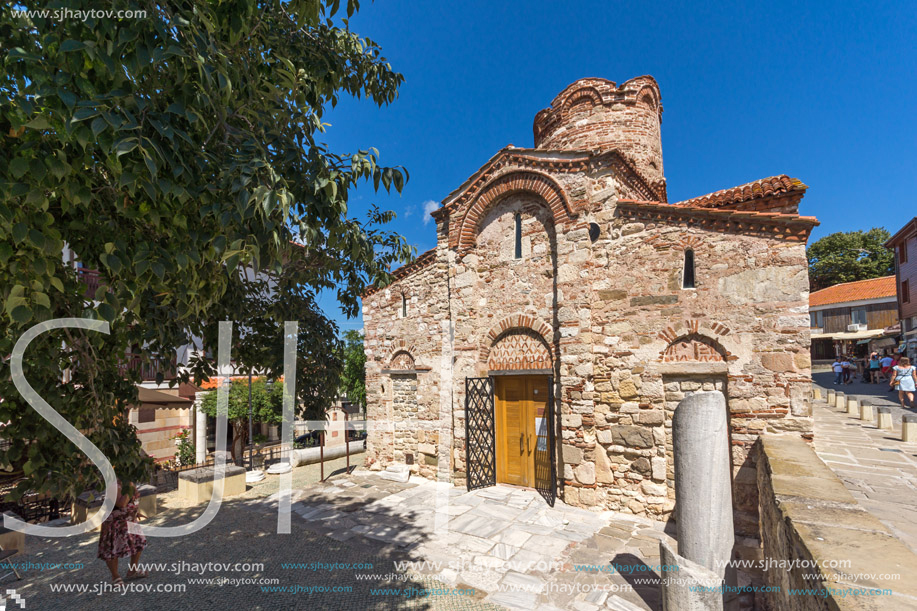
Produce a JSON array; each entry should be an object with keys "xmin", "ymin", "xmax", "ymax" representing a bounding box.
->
[
  {"xmin": 616, "ymin": 200, "xmax": 818, "ymax": 242},
  {"xmin": 673, "ymin": 175, "xmax": 807, "ymax": 209},
  {"xmin": 809, "ymin": 276, "xmax": 897, "ymax": 307}
]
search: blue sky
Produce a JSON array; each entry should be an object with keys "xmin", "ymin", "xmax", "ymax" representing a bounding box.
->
[{"xmin": 316, "ymin": 0, "xmax": 916, "ymax": 332}]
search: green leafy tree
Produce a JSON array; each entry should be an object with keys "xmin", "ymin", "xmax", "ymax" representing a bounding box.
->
[
  {"xmin": 340, "ymin": 329, "xmax": 366, "ymax": 410},
  {"xmin": 807, "ymin": 228, "xmax": 895, "ymax": 291},
  {"xmin": 199, "ymin": 378, "xmax": 284, "ymax": 464},
  {"xmin": 0, "ymin": 0, "xmax": 413, "ymax": 501}
]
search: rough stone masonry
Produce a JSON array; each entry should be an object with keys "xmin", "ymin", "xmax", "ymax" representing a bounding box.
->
[{"xmin": 361, "ymin": 75, "xmax": 818, "ymax": 549}]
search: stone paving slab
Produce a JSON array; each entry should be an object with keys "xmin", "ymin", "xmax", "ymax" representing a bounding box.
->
[
  {"xmin": 813, "ymin": 386, "xmax": 917, "ymax": 555},
  {"xmin": 292, "ymin": 473, "xmax": 672, "ymax": 610}
]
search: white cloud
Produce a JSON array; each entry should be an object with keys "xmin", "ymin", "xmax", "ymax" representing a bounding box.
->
[{"xmin": 422, "ymin": 200, "xmax": 438, "ymax": 225}]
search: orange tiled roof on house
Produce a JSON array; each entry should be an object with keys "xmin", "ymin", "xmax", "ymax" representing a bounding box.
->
[
  {"xmin": 673, "ymin": 175, "xmax": 807, "ymax": 210},
  {"xmin": 809, "ymin": 276, "xmax": 897, "ymax": 308}
]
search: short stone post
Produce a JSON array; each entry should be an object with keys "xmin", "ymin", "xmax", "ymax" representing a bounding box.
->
[
  {"xmin": 826, "ymin": 388, "xmax": 836, "ymax": 404},
  {"xmin": 859, "ymin": 401, "xmax": 874, "ymax": 422},
  {"xmin": 903, "ymin": 415, "xmax": 917, "ymax": 442},
  {"xmin": 876, "ymin": 408, "xmax": 893, "ymax": 430},
  {"xmin": 834, "ymin": 392, "xmax": 846, "ymax": 409},
  {"xmin": 846, "ymin": 396, "xmax": 859, "ymax": 416},
  {"xmin": 813, "ymin": 387, "xmax": 822, "ymax": 401},
  {"xmin": 659, "ymin": 539, "xmax": 724, "ymax": 611}
]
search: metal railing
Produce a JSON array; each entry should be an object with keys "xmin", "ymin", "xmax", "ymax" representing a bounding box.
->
[
  {"xmin": 76, "ymin": 267, "xmax": 103, "ymax": 298},
  {"xmin": 117, "ymin": 353, "xmax": 177, "ymax": 381}
]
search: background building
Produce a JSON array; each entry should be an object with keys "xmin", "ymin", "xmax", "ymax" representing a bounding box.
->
[
  {"xmin": 886, "ymin": 217, "xmax": 917, "ymax": 361},
  {"xmin": 808, "ymin": 276, "xmax": 899, "ymax": 363}
]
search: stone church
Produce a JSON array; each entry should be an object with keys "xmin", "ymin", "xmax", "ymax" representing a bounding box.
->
[{"xmin": 362, "ymin": 76, "xmax": 817, "ymax": 542}]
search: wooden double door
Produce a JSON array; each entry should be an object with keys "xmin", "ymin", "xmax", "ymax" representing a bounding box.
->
[{"xmin": 495, "ymin": 376, "xmax": 548, "ymax": 487}]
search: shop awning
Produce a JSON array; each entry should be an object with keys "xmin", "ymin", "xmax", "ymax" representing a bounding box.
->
[
  {"xmin": 811, "ymin": 329, "xmax": 888, "ymax": 341},
  {"xmin": 136, "ymin": 387, "xmax": 193, "ymax": 407}
]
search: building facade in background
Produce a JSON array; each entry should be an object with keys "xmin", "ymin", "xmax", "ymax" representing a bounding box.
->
[
  {"xmin": 886, "ymin": 218, "xmax": 917, "ymax": 362},
  {"xmin": 808, "ymin": 276, "xmax": 899, "ymax": 362},
  {"xmin": 362, "ymin": 76, "xmax": 818, "ymax": 547}
]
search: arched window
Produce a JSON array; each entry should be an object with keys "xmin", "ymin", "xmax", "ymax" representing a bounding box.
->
[
  {"xmin": 514, "ymin": 213, "xmax": 522, "ymax": 259},
  {"xmin": 682, "ymin": 249, "xmax": 696, "ymax": 289},
  {"xmin": 401, "ymin": 293, "xmax": 407, "ymax": 317}
]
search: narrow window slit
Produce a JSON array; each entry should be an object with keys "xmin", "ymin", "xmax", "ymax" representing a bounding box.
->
[
  {"xmin": 514, "ymin": 213, "xmax": 522, "ymax": 259},
  {"xmin": 683, "ymin": 249, "xmax": 696, "ymax": 289}
]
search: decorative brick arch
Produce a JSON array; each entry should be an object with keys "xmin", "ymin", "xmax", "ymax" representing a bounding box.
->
[
  {"xmin": 481, "ymin": 313, "xmax": 555, "ymax": 370},
  {"xmin": 390, "ymin": 351, "xmax": 415, "ymax": 370},
  {"xmin": 561, "ymin": 86, "xmax": 603, "ymax": 112},
  {"xmin": 636, "ymin": 85, "xmax": 659, "ymax": 111},
  {"xmin": 387, "ymin": 339, "xmax": 418, "ymax": 368},
  {"xmin": 457, "ymin": 170, "xmax": 573, "ymax": 253},
  {"xmin": 657, "ymin": 319, "xmax": 737, "ymax": 362}
]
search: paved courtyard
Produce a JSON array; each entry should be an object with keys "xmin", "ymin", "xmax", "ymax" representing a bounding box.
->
[
  {"xmin": 8, "ymin": 461, "xmax": 672, "ymax": 610},
  {"xmin": 812, "ymin": 385, "xmax": 917, "ymax": 555}
]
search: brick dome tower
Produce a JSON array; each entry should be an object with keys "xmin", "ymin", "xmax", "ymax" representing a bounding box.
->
[{"xmin": 533, "ymin": 76, "xmax": 665, "ymax": 191}]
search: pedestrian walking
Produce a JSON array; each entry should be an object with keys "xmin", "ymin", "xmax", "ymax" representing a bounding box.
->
[
  {"xmin": 890, "ymin": 357, "xmax": 917, "ymax": 409},
  {"xmin": 869, "ymin": 352, "xmax": 881, "ymax": 384},
  {"xmin": 98, "ymin": 481, "xmax": 148, "ymax": 585},
  {"xmin": 841, "ymin": 356, "xmax": 853, "ymax": 385},
  {"xmin": 881, "ymin": 353, "xmax": 894, "ymax": 386}
]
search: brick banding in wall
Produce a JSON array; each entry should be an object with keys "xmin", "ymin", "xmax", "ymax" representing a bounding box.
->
[
  {"xmin": 363, "ymin": 249, "xmax": 437, "ymax": 297},
  {"xmin": 436, "ymin": 149, "xmax": 663, "ymax": 220}
]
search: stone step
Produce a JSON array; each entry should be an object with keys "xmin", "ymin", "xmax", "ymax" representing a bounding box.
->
[{"xmin": 379, "ymin": 464, "xmax": 411, "ymax": 482}]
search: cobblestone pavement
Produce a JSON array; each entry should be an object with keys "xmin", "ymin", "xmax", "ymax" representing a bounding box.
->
[
  {"xmin": 812, "ymin": 387, "xmax": 917, "ymax": 555},
  {"xmin": 8, "ymin": 461, "xmax": 672, "ymax": 611},
  {"xmin": 814, "ymin": 370, "xmax": 916, "ymax": 425}
]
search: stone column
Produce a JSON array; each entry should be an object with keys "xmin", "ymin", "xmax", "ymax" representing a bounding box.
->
[
  {"xmin": 672, "ymin": 390, "xmax": 735, "ymax": 576},
  {"xmin": 195, "ymin": 399, "xmax": 207, "ymax": 464}
]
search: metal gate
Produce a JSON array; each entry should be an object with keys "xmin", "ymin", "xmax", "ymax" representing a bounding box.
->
[
  {"xmin": 534, "ymin": 376, "xmax": 557, "ymax": 506},
  {"xmin": 465, "ymin": 377, "xmax": 496, "ymax": 491}
]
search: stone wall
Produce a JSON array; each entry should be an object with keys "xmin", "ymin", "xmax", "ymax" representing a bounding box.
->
[
  {"xmin": 756, "ymin": 435, "xmax": 917, "ymax": 610},
  {"xmin": 362, "ymin": 246, "xmax": 449, "ymax": 479}
]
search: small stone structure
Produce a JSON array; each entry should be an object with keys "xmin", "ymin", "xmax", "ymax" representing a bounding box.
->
[
  {"xmin": 362, "ymin": 75, "xmax": 817, "ymax": 555},
  {"xmin": 177, "ymin": 465, "xmax": 245, "ymax": 504},
  {"xmin": 71, "ymin": 485, "xmax": 159, "ymax": 530},
  {"xmin": 0, "ymin": 512, "xmax": 25, "ymax": 553}
]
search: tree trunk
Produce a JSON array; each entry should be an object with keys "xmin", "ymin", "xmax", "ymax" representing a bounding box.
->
[{"xmin": 231, "ymin": 421, "xmax": 247, "ymax": 467}]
